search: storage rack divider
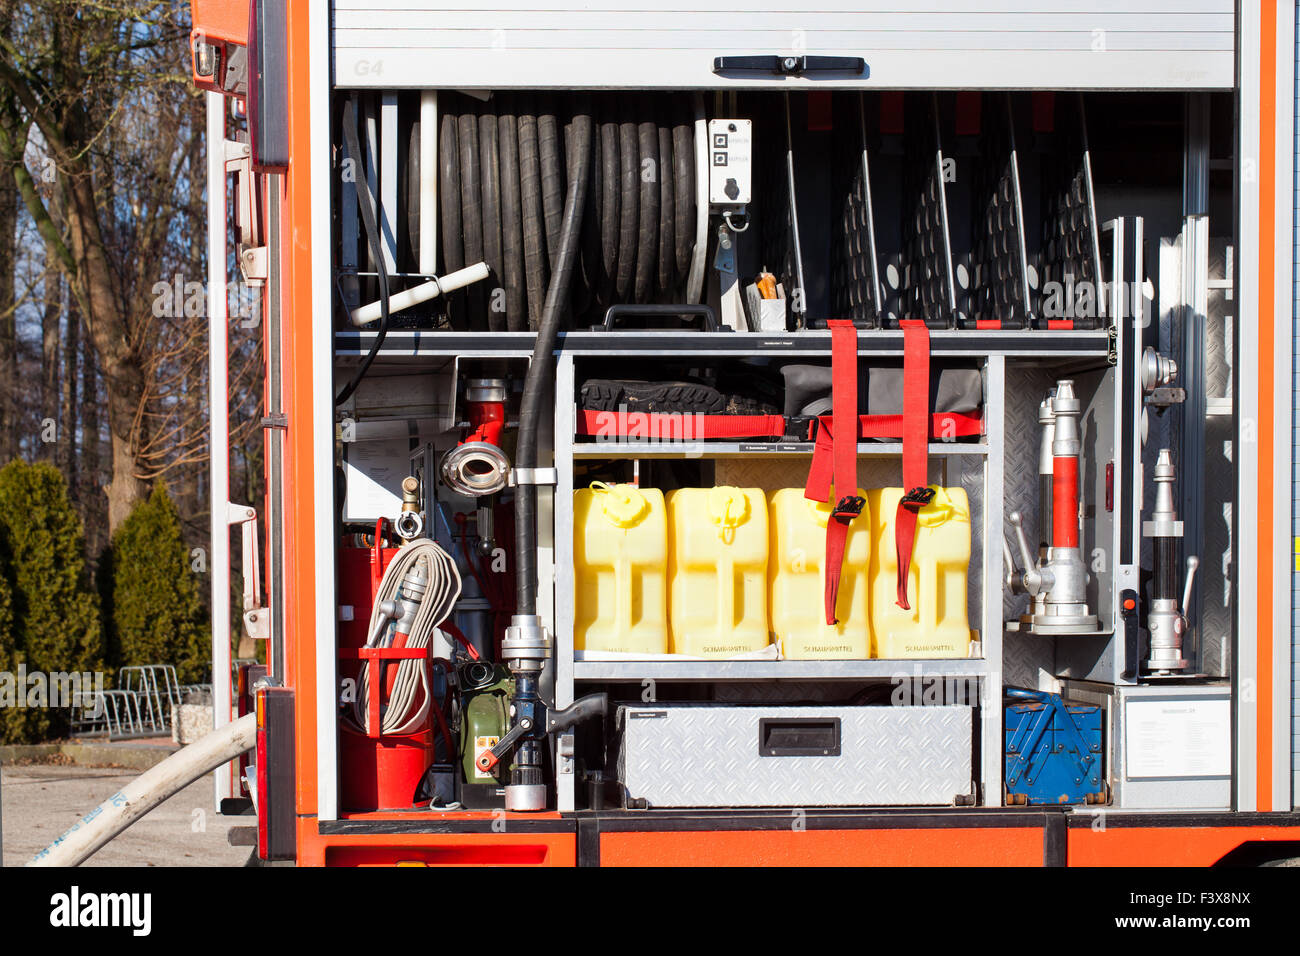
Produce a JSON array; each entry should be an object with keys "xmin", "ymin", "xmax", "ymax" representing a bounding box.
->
[{"xmin": 335, "ymin": 328, "xmax": 1112, "ymax": 811}]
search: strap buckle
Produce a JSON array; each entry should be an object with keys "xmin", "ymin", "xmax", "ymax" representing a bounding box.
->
[
  {"xmin": 832, "ymin": 494, "xmax": 865, "ymax": 522},
  {"xmin": 900, "ymin": 486, "xmax": 935, "ymax": 511}
]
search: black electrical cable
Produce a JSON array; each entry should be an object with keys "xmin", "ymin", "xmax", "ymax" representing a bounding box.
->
[
  {"xmin": 515, "ymin": 97, "xmax": 593, "ymax": 615},
  {"xmin": 336, "ymin": 96, "xmax": 390, "ymax": 407}
]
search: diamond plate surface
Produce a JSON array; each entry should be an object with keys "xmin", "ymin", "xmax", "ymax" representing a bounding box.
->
[
  {"xmin": 615, "ymin": 704, "xmax": 973, "ymax": 807},
  {"xmin": 1001, "ymin": 365, "xmax": 1060, "ymax": 686},
  {"xmin": 1200, "ymin": 415, "xmax": 1233, "ymax": 676},
  {"xmin": 1199, "ymin": 241, "xmax": 1232, "ymax": 677},
  {"xmin": 1205, "ymin": 241, "xmax": 1232, "ymax": 399},
  {"xmin": 1002, "ymin": 365, "xmax": 1056, "ymax": 621}
]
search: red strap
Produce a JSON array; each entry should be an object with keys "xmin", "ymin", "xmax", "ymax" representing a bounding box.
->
[
  {"xmin": 805, "ymin": 411, "xmax": 983, "ymax": 443},
  {"xmin": 894, "ymin": 321, "xmax": 931, "ymax": 610},
  {"xmin": 814, "ymin": 320, "xmax": 862, "ymax": 626},
  {"xmin": 578, "ymin": 409, "xmax": 785, "ymax": 440}
]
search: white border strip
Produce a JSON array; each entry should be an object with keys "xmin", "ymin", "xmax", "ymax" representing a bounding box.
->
[
  {"xmin": 207, "ymin": 91, "xmax": 234, "ymax": 809},
  {"xmin": 311, "ymin": 0, "xmax": 339, "ymax": 822}
]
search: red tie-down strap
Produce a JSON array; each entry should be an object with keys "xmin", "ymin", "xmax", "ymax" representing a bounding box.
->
[
  {"xmin": 803, "ymin": 411, "xmax": 982, "ymax": 445},
  {"xmin": 803, "ymin": 320, "xmax": 862, "ymax": 626},
  {"xmin": 894, "ymin": 320, "xmax": 931, "ymax": 610}
]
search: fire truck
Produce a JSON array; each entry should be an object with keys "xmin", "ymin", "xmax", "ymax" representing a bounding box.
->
[{"xmin": 192, "ymin": 0, "xmax": 1300, "ymax": 866}]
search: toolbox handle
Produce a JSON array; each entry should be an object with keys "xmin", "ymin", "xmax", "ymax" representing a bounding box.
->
[
  {"xmin": 1005, "ymin": 688, "xmax": 1050, "ymax": 703},
  {"xmin": 758, "ymin": 717, "xmax": 841, "ymax": 757},
  {"xmin": 595, "ymin": 303, "xmax": 723, "ymax": 333}
]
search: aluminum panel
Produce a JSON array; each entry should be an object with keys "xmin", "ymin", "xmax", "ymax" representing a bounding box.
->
[
  {"xmin": 614, "ymin": 703, "xmax": 973, "ymax": 807},
  {"xmin": 332, "ymin": 3, "xmax": 1234, "ymax": 91}
]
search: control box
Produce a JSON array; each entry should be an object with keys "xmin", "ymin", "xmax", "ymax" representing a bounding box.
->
[{"xmin": 707, "ymin": 118, "xmax": 752, "ymax": 206}]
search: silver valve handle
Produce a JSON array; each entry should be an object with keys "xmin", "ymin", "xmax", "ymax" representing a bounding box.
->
[
  {"xmin": 1008, "ymin": 511, "xmax": 1036, "ymax": 577},
  {"xmin": 1182, "ymin": 556, "xmax": 1199, "ymax": 616},
  {"xmin": 1001, "ymin": 536, "xmax": 1018, "ymax": 589}
]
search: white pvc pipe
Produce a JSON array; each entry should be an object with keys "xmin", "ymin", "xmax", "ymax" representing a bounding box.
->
[
  {"xmin": 419, "ymin": 91, "xmax": 438, "ymax": 275},
  {"xmin": 348, "ymin": 261, "xmax": 490, "ymax": 326},
  {"xmin": 205, "ymin": 91, "xmax": 234, "ymax": 809},
  {"xmin": 686, "ymin": 93, "xmax": 709, "ymax": 305},
  {"xmin": 28, "ymin": 714, "xmax": 257, "ymax": 867}
]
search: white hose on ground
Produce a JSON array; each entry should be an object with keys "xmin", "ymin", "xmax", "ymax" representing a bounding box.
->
[{"xmin": 27, "ymin": 712, "xmax": 257, "ymax": 867}]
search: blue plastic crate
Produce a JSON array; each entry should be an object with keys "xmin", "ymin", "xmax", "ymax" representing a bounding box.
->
[{"xmin": 1004, "ymin": 688, "xmax": 1105, "ymax": 806}]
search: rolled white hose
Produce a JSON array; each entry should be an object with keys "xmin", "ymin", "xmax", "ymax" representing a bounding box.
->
[
  {"xmin": 348, "ymin": 261, "xmax": 490, "ymax": 326},
  {"xmin": 28, "ymin": 713, "xmax": 257, "ymax": 867},
  {"xmin": 352, "ymin": 538, "xmax": 461, "ymax": 736}
]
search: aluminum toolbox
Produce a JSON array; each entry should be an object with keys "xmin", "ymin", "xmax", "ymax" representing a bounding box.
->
[{"xmin": 612, "ymin": 703, "xmax": 974, "ymax": 808}]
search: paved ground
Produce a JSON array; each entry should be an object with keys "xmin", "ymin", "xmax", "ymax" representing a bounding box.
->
[{"xmin": 0, "ymin": 763, "xmax": 252, "ymax": 867}]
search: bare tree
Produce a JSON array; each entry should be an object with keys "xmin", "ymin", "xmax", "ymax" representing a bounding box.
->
[{"xmin": 0, "ymin": 0, "xmax": 200, "ymax": 531}]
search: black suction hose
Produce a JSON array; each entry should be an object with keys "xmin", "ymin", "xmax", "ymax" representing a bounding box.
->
[
  {"xmin": 479, "ymin": 101, "xmax": 505, "ymax": 332},
  {"xmin": 438, "ymin": 104, "xmax": 466, "ymax": 331},
  {"xmin": 614, "ymin": 111, "xmax": 639, "ymax": 301},
  {"xmin": 515, "ymin": 97, "xmax": 593, "ymax": 615},
  {"xmin": 517, "ymin": 95, "xmax": 548, "ymax": 330},
  {"xmin": 597, "ymin": 107, "xmax": 621, "ymax": 306},
  {"xmin": 498, "ymin": 95, "xmax": 527, "ymax": 332},
  {"xmin": 656, "ymin": 116, "xmax": 675, "ymax": 295},
  {"xmin": 634, "ymin": 98, "xmax": 659, "ymax": 303},
  {"xmin": 336, "ymin": 95, "xmax": 389, "ymax": 407},
  {"xmin": 434, "ymin": 94, "xmax": 695, "ymax": 328}
]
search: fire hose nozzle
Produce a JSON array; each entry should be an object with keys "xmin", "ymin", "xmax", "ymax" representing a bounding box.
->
[{"xmin": 1141, "ymin": 347, "xmax": 1179, "ymax": 394}]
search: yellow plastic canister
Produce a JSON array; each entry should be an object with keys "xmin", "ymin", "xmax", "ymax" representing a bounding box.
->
[
  {"xmin": 768, "ymin": 488, "xmax": 873, "ymax": 659},
  {"xmin": 573, "ymin": 482, "xmax": 668, "ymax": 654},
  {"xmin": 667, "ymin": 486, "xmax": 770, "ymax": 657},
  {"xmin": 866, "ymin": 486, "xmax": 974, "ymax": 659}
]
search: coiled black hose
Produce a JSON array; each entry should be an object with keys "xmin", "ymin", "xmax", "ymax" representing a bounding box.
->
[
  {"xmin": 515, "ymin": 97, "xmax": 593, "ymax": 614},
  {"xmin": 436, "ymin": 92, "xmax": 696, "ymax": 330},
  {"xmin": 336, "ymin": 95, "xmax": 390, "ymax": 406},
  {"xmin": 430, "ymin": 92, "xmax": 697, "ymax": 613}
]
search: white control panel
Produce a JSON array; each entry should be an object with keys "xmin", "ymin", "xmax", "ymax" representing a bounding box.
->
[{"xmin": 707, "ymin": 119, "xmax": 752, "ymax": 206}]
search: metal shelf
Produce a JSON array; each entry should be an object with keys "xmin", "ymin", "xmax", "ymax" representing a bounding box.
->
[
  {"xmin": 572, "ymin": 658, "xmax": 990, "ymax": 682},
  {"xmin": 336, "ymin": 328, "xmax": 1112, "ymax": 360},
  {"xmin": 571, "ymin": 441, "xmax": 988, "ymax": 458}
]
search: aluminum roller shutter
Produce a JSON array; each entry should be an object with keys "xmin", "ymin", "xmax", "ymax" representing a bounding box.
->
[{"xmin": 332, "ymin": 1, "xmax": 1234, "ymax": 90}]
